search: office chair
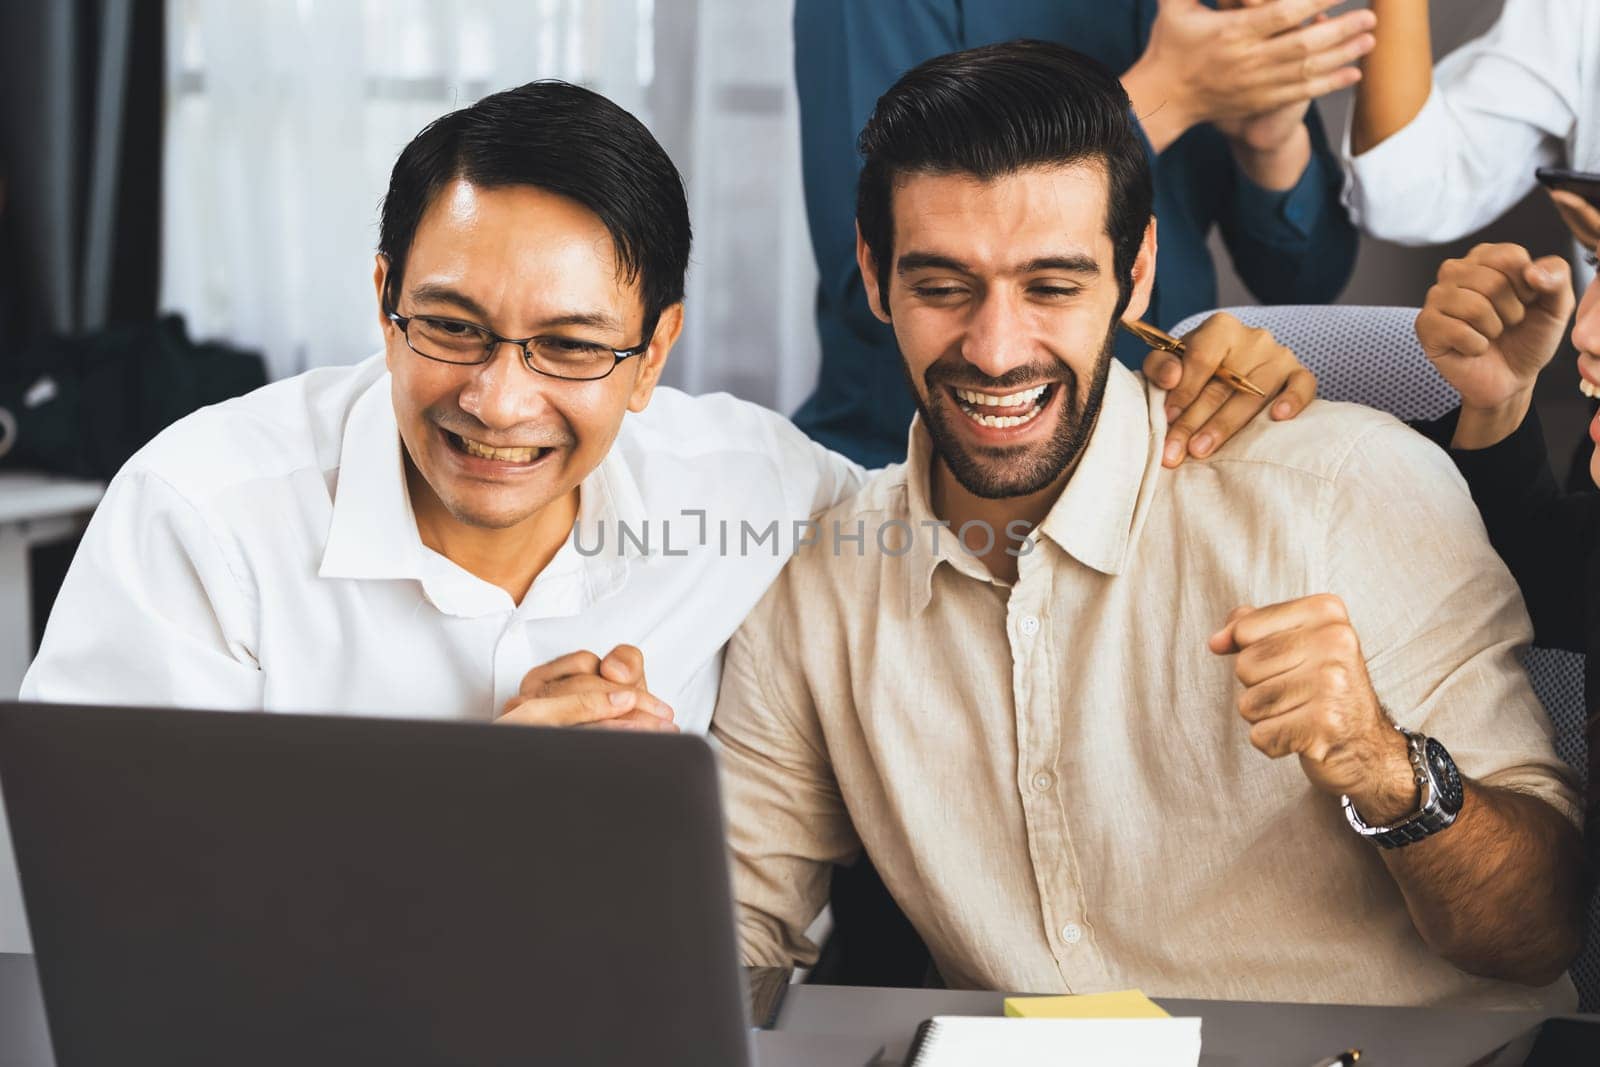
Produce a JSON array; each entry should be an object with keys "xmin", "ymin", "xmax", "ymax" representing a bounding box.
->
[{"xmin": 1170, "ymin": 305, "xmax": 1597, "ymax": 1010}]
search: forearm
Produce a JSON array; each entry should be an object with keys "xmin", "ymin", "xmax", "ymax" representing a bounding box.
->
[
  {"xmin": 713, "ymin": 621, "xmax": 858, "ymax": 970},
  {"xmin": 1122, "ymin": 60, "xmax": 1193, "ymax": 155},
  {"xmin": 1224, "ymin": 128, "xmax": 1358, "ymax": 304},
  {"xmin": 723, "ymin": 754, "xmax": 841, "ymax": 969},
  {"xmin": 1450, "ymin": 390, "xmax": 1535, "ymax": 451},
  {"xmin": 737, "ymin": 900, "xmax": 823, "ymax": 968},
  {"xmin": 1380, "ymin": 781, "xmax": 1586, "ymax": 985},
  {"xmin": 1229, "ymin": 123, "xmax": 1311, "ymax": 192},
  {"xmin": 1351, "ymin": 0, "xmax": 1432, "ymax": 154}
]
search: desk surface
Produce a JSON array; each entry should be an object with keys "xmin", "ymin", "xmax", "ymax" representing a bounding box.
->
[
  {"xmin": 776, "ymin": 984, "xmax": 1565, "ymax": 1066},
  {"xmin": 0, "ymin": 954, "xmax": 51, "ymax": 1066},
  {"xmin": 3, "ymin": 952, "xmax": 1583, "ymax": 1066},
  {"xmin": 0, "ymin": 473, "xmax": 103, "ymax": 527}
]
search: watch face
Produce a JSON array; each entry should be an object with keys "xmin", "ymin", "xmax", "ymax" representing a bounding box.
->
[{"xmin": 1425, "ymin": 737, "xmax": 1464, "ymax": 814}]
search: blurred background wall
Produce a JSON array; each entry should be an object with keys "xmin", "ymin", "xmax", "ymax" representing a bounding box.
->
[
  {"xmin": 6, "ymin": 1, "xmax": 1570, "ymax": 428},
  {"xmin": 155, "ymin": 0, "xmax": 822, "ymax": 410}
]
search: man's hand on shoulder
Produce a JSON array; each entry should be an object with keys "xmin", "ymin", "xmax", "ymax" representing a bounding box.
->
[
  {"xmin": 1208, "ymin": 593, "xmax": 1418, "ymax": 824},
  {"xmin": 499, "ymin": 645, "xmax": 677, "ymax": 733},
  {"xmin": 1142, "ymin": 311, "xmax": 1318, "ymax": 469}
]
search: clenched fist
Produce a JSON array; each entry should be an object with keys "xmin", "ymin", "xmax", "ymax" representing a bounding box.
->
[
  {"xmin": 1416, "ymin": 242, "xmax": 1575, "ymax": 412},
  {"xmin": 1209, "ymin": 594, "xmax": 1417, "ymax": 824}
]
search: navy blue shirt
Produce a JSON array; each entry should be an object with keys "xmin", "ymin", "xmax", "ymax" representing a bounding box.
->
[{"xmin": 791, "ymin": 0, "xmax": 1358, "ymax": 466}]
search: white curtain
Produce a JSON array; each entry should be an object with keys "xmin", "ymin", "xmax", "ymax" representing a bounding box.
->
[{"xmin": 161, "ymin": 0, "xmax": 820, "ymax": 414}]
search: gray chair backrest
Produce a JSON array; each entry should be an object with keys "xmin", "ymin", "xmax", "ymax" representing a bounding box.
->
[
  {"xmin": 1169, "ymin": 306, "xmax": 1597, "ymax": 1010},
  {"xmin": 1168, "ymin": 305, "xmax": 1461, "ymax": 420}
]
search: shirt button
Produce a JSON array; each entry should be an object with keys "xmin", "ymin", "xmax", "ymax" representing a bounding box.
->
[
  {"xmin": 1019, "ymin": 615, "xmax": 1040, "ymax": 636},
  {"xmin": 1061, "ymin": 923, "xmax": 1083, "ymax": 945},
  {"xmin": 1031, "ymin": 771, "xmax": 1054, "ymax": 792}
]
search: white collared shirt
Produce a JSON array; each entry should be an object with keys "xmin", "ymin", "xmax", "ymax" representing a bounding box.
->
[
  {"xmin": 1340, "ymin": 0, "xmax": 1600, "ymax": 283},
  {"xmin": 19, "ymin": 355, "xmax": 863, "ymax": 734}
]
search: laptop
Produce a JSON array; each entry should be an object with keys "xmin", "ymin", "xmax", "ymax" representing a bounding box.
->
[{"xmin": 0, "ymin": 701, "xmax": 754, "ymax": 1066}]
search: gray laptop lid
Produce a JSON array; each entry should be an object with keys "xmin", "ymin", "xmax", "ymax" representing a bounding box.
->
[{"xmin": 0, "ymin": 701, "xmax": 751, "ymax": 1067}]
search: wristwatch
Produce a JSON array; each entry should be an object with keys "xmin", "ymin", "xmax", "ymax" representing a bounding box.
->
[{"xmin": 1341, "ymin": 727, "xmax": 1464, "ymax": 849}]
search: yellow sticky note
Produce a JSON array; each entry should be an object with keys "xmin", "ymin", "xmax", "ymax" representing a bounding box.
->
[{"xmin": 1003, "ymin": 989, "xmax": 1170, "ymax": 1019}]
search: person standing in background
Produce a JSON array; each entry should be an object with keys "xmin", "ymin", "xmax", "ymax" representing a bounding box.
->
[
  {"xmin": 792, "ymin": 0, "xmax": 1367, "ymax": 468},
  {"xmin": 1345, "ymin": 0, "xmax": 1600, "ymax": 276}
]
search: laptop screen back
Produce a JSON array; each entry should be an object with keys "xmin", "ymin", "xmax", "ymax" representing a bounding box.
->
[{"xmin": 0, "ymin": 702, "xmax": 750, "ymax": 1067}]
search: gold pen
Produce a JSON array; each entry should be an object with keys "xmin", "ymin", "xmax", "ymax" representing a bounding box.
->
[{"xmin": 1120, "ymin": 318, "xmax": 1268, "ymax": 399}]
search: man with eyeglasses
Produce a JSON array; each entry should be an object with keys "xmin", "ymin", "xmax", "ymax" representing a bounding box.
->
[{"xmin": 20, "ymin": 80, "xmax": 1309, "ymax": 734}]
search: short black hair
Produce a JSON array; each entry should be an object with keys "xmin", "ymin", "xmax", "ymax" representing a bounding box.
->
[
  {"xmin": 856, "ymin": 39, "xmax": 1153, "ymax": 314},
  {"xmin": 379, "ymin": 80, "xmax": 691, "ymax": 340}
]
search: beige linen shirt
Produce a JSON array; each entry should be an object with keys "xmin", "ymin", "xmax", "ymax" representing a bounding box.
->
[{"xmin": 713, "ymin": 363, "xmax": 1581, "ymax": 1012}]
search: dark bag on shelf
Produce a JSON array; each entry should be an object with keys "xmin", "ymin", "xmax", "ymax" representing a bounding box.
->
[{"xmin": 0, "ymin": 314, "xmax": 266, "ymax": 481}]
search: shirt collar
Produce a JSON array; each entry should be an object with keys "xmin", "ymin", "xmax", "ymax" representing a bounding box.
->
[
  {"xmin": 1035, "ymin": 363, "xmax": 1161, "ymax": 577},
  {"xmin": 903, "ymin": 363, "xmax": 1160, "ymax": 615},
  {"xmin": 320, "ymin": 370, "xmax": 427, "ymax": 584},
  {"xmin": 902, "ymin": 419, "xmax": 971, "ymax": 617}
]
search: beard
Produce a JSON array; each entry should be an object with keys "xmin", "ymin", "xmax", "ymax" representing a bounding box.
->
[{"xmin": 911, "ymin": 322, "xmax": 1117, "ymax": 500}]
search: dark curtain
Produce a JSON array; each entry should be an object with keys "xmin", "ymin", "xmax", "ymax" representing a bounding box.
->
[
  {"xmin": 0, "ymin": 0, "xmax": 163, "ymax": 353},
  {"xmin": 0, "ymin": 0, "xmax": 164, "ymax": 638},
  {"xmin": 107, "ymin": 1, "xmax": 163, "ymax": 325}
]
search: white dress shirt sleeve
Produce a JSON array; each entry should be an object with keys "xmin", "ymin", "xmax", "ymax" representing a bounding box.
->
[
  {"xmin": 19, "ymin": 466, "xmax": 264, "ymax": 710},
  {"xmin": 752, "ymin": 402, "xmax": 868, "ymax": 517},
  {"xmin": 1341, "ymin": 0, "xmax": 1580, "ymax": 245}
]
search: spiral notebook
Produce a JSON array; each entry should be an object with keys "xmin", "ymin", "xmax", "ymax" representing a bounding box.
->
[{"xmin": 903, "ymin": 1015, "xmax": 1202, "ymax": 1066}]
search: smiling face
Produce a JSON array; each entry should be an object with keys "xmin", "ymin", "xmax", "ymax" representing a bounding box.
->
[
  {"xmin": 857, "ymin": 163, "xmax": 1154, "ymax": 500},
  {"xmin": 376, "ymin": 179, "xmax": 679, "ymax": 533}
]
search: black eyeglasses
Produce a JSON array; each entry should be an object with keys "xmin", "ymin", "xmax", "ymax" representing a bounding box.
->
[{"xmin": 386, "ymin": 310, "xmax": 652, "ymax": 382}]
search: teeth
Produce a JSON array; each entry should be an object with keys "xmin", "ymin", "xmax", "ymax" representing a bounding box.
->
[
  {"xmin": 960, "ymin": 402, "xmax": 1046, "ymax": 429},
  {"xmin": 1581, "ymin": 379, "xmax": 1600, "ymax": 399},
  {"xmin": 954, "ymin": 385, "xmax": 1048, "ymax": 408},
  {"xmin": 460, "ymin": 436, "xmax": 539, "ymax": 463}
]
